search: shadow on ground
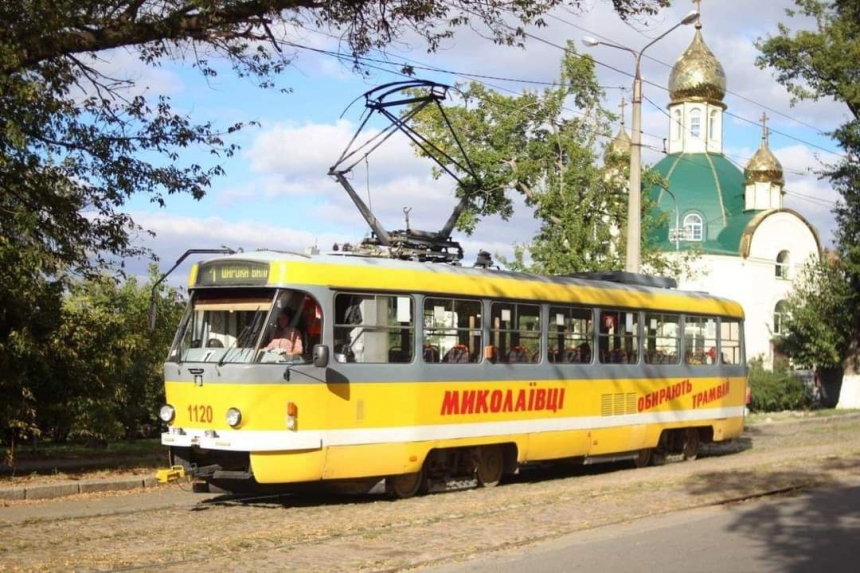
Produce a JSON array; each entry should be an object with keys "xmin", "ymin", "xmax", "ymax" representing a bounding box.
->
[{"xmin": 686, "ymin": 458, "xmax": 860, "ymax": 573}]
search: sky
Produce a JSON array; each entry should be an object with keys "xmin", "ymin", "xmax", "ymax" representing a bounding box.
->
[{"xmin": 113, "ymin": 0, "xmax": 845, "ymax": 282}]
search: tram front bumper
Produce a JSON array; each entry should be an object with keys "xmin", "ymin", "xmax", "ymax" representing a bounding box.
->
[{"xmin": 161, "ymin": 427, "xmax": 323, "ymax": 452}]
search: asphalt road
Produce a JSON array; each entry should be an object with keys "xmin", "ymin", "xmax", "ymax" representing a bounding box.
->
[{"xmin": 422, "ymin": 483, "xmax": 860, "ymax": 573}]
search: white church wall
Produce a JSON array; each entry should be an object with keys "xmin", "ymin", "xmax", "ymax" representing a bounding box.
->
[{"xmin": 666, "ymin": 213, "xmax": 818, "ymax": 368}]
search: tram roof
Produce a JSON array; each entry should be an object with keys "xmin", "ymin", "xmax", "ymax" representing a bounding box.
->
[{"xmin": 190, "ymin": 251, "xmax": 744, "ymax": 318}]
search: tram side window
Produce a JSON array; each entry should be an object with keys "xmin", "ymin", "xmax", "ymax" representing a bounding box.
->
[
  {"xmin": 720, "ymin": 318, "xmax": 743, "ymax": 365},
  {"xmin": 333, "ymin": 293, "xmax": 414, "ymax": 363},
  {"xmin": 548, "ymin": 306, "xmax": 593, "ymax": 363},
  {"xmin": 423, "ymin": 298, "xmax": 482, "ymax": 364},
  {"xmin": 490, "ymin": 303, "xmax": 541, "ymax": 364},
  {"xmin": 644, "ymin": 313, "xmax": 680, "ymax": 364},
  {"xmin": 598, "ymin": 310, "xmax": 639, "ymax": 364},
  {"xmin": 684, "ymin": 315, "xmax": 718, "ymax": 365}
]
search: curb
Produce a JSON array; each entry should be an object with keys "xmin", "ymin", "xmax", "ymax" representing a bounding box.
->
[{"xmin": 0, "ymin": 475, "xmax": 165, "ymax": 502}]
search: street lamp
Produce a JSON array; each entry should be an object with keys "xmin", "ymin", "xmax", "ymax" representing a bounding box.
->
[{"xmin": 584, "ymin": 9, "xmax": 698, "ymax": 273}]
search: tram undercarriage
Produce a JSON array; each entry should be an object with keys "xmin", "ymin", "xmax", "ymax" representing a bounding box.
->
[{"xmin": 162, "ymin": 428, "xmax": 712, "ymax": 498}]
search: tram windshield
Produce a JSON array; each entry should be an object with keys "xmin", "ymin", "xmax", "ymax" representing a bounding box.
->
[{"xmin": 167, "ymin": 288, "xmax": 320, "ymax": 364}]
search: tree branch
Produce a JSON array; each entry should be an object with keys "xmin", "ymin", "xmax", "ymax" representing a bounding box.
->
[{"xmin": 6, "ymin": 1, "xmax": 321, "ymax": 74}]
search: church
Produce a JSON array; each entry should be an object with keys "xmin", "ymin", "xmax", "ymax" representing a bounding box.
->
[{"xmin": 611, "ymin": 16, "xmax": 822, "ymax": 367}]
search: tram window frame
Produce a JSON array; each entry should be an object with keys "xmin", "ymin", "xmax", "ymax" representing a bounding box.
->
[
  {"xmin": 598, "ymin": 309, "xmax": 640, "ymax": 364},
  {"xmin": 719, "ymin": 317, "xmax": 743, "ymax": 365},
  {"xmin": 422, "ymin": 297, "xmax": 483, "ymax": 364},
  {"xmin": 489, "ymin": 302, "xmax": 541, "ymax": 364},
  {"xmin": 684, "ymin": 315, "xmax": 719, "ymax": 366},
  {"xmin": 333, "ymin": 292, "xmax": 415, "ymax": 364},
  {"xmin": 547, "ymin": 306, "xmax": 594, "ymax": 364},
  {"xmin": 643, "ymin": 312, "xmax": 680, "ymax": 364}
]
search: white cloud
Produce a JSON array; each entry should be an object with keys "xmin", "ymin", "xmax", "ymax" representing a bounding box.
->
[{"xmin": 247, "ymin": 120, "xmax": 437, "ymax": 181}]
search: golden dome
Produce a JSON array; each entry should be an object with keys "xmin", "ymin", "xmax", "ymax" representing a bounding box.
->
[
  {"xmin": 668, "ymin": 28, "xmax": 726, "ymax": 104},
  {"xmin": 607, "ymin": 125, "xmax": 631, "ymax": 157},
  {"xmin": 745, "ymin": 140, "xmax": 784, "ymax": 185}
]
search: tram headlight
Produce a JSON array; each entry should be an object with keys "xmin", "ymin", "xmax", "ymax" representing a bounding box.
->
[
  {"xmin": 226, "ymin": 407, "xmax": 242, "ymax": 428},
  {"xmin": 159, "ymin": 405, "xmax": 175, "ymax": 424}
]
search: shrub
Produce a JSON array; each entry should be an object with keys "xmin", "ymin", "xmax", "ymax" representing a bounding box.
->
[{"xmin": 747, "ymin": 356, "xmax": 813, "ymax": 412}]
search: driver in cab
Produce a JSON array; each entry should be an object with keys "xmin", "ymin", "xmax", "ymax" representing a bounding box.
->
[{"xmin": 265, "ymin": 308, "xmax": 304, "ymax": 356}]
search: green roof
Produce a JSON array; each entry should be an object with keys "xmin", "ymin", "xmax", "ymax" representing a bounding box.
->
[{"xmin": 646, "ymin": 153, "xmax": 764, "ymax": 256}]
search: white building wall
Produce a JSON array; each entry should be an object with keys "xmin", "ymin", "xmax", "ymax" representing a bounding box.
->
[
  {"xmin": 667, "ymin": 101, "xmax": 724, "ymax": 154},
  {"xmin": 665, "ymin": 211, "xmax": 819, "ymax": 367}
]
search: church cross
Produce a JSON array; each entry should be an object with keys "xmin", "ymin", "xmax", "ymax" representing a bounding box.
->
[
  {"xmin": 760, "ymin": 112, "xmax": 770, "ymax": 144},
  {"xmin": 619, "ymin": 97, "xmax": 627, "ymax": 126},
  {"xmin": 693, "ymin": 0, "xmax": 702, "ymax": 27}
]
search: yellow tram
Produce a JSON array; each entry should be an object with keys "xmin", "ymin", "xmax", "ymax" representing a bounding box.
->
[{"xmin": 157, "ymin": 251, "xmax": 747, "ymax": 497}]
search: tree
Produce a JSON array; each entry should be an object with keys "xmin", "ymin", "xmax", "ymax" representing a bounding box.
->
[
  {"xmin": 26, "ymin": 267, "xmax": 183, "ymax": 444},
  {"xmin": 775, "ymin": 256, "xmax": 853, "ymax": 370},
  {"xmin": 0, "ymin": 0, "xmax": 669, "ymax": 278},
  {"xmin": 408, "ymin": 44, "xmax": 676, "ymax": 275},
  {"xmin": 757, "ymin": 0, "xmax": 860, "ymax": 374}
]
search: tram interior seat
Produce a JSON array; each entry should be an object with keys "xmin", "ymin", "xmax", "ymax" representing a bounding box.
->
[
  {"xmin": 601, "ymin": 349, "xmax": 633, "ymax": 364},
  {"xmin": 444, "ymin": 345, "xmax": 471, "ymax": 363},
  {"xmin": 507, "ymin": 346, "xmax": 530, "ymax": 363},
  {"xmin": 647, "ymin": 351, "xmax": 678, "ymax": 364},
  {"xmin": 423, "ymin": 345, "xmax": 440, "ymax": 363}
]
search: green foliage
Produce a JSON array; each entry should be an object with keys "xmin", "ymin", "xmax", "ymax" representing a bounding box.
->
[
  {"xmin": 775, "ymin": 256, "xmax": 853, "ymax": 369},
  {"xmin": 2, "ymin": 266, "xmax": 184, "ymax": 463},
  {"xmin": 0, "ymin": 0, "xmax": 670, "ymax": 464},
  {"xmin": 758, "ymin": 0, "xmax": 860, "ymax": 373},
  {"xmin": 0, "ymin": 0, "xmax": 668, "ymax": 278},
  {"xmin": 408, "ymin": 44, "xmax": 682, "ymax": 276},
  {"xmin": 747, "ymin": 356, "xmax": 813, "ymax": 413}
]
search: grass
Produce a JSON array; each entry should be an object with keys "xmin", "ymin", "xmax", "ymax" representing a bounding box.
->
[
  {"xmin": 746, "ymin": 408, "xmax": 860, "ymax": 425},
  {"xmin": 11, "ymin": 438, "xmax": 163, "ymax": 460}
]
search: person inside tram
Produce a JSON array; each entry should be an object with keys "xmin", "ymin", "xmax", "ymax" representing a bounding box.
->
[{"xmin": 265, "ymin": 308, "xmax": 304, "ymax": 356}]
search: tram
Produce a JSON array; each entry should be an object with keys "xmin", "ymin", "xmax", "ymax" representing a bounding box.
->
[{"xmin": 156, "ymin": 250, "xmax": 747, "ymax": 497}]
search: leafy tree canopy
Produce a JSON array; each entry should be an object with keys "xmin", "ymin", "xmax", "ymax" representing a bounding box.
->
[
  {"xmin": 407, "ymin": 44, "xmax": 682, "ymax": 276},
  {"xmin": 757, "ymin": 0, "xmax": 860, "ymax": 371},
  {"xmin": 0, "ymin": 0, "xmax": 669, "ymax": 278}
]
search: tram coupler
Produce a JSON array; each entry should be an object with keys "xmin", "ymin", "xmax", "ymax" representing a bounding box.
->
[
  {"xmin": 156, "ymin": 463, "xmax": 222, "ymax": 484},
  {"xmin": 156, "ymin": 465, "xmax": 187, "ymax": 484}
]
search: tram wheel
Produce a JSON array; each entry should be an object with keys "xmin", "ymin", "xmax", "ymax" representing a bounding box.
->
[
  {"xmin": 633, "ymin": 449, "xmax": 652, "ymax": 468},
  {"xmin": 683, "ymin": 428, "xmax": 700, "ymax": 461},
  {"xmin": 476, "ymin": 444, "xmax": 504, "ymax": 487},
  {"xmin": 388, "ymin": 469, "xmax": 425, "ymax": 499}
]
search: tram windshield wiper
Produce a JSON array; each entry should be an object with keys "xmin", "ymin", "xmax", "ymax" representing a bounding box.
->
[{"xmin": 218, "ymin": 306, "xmax": 264, "ymax": 367}]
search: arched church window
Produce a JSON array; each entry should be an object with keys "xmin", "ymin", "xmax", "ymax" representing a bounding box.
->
[
  {"xmin": 690, "ymin": 108, "xmax": 701, "ymax": 138},
  {"xmin": 674, "ymin": 109, "xmax": 682, "ymax": 139},
  {"xmin": 709, "ymin": 110, "xmax": 718, "ymax": 139},
  {"xmin": 683, "ymin": 213, "xmax": 703, "ymax": 241},
  {"xmin": 775, "ymin": 250, "xmax": 791, "ymax": 279},
  {"xmin": 773, "ymin": 300, "xmax": 788, "ymax": 335}
]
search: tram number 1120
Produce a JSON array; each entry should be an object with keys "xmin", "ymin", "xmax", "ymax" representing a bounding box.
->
[{"xmin": 188, "ymin": 404, "xmax": 214, "ymax": 423}]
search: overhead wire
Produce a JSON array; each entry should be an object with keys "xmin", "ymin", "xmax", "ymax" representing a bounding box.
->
[
  {"xmin": 546, "ymin": 7, "xmax": 835, "ymax": 140},
  {"xmin": 285, "ymin": 24, "xmax": 839, "ymax": 213}
]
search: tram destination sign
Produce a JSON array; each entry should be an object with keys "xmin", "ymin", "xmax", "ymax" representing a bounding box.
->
[{"xmin": 196, "ymin": 261, "xmax": 270, "ymax": 286}]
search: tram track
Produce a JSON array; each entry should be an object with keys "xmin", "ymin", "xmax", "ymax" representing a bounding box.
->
[{"xmin": 2, "ymin": 418, "xmax": 860, "ymax": 572}]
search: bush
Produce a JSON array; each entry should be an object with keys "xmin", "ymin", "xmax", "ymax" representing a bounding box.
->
[{"xmin": 748, "ymin": 356, "xmax": 813, "ymax": 412}]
